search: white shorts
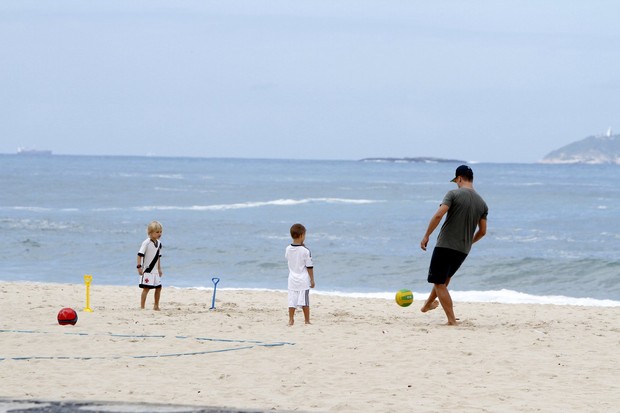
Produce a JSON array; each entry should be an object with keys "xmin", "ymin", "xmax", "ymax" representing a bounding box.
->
[
  {"xmin": 139, "ymin": 272, "xmax": 162, "ymax": 289},
  {"xmin": 288, "ymin": 289, "xmax": 310, "ymax": 308}
]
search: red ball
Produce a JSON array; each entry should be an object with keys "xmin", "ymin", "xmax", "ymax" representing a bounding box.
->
[{"xmin": 57, "ymin": 308, "xmax": 78, "ymax": 325}]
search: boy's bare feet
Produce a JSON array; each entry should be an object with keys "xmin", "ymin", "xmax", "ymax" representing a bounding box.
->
[{"xmin": 420, "ymin": 300, "xmax": 439, "ymax": 313}]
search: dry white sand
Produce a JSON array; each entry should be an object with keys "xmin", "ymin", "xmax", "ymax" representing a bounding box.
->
[{"xmin": 1, "ymin": 282, "xmax": 619, "ymax": 412}]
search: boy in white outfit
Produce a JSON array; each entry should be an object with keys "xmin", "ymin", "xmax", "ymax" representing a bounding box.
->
[
  {"xmin": 285, "ymin": 223, "xmax": 315, "ymax": 326},
  {"xmin": 136, "ymin": 221, "xmax": 163, "ymax": 310}
]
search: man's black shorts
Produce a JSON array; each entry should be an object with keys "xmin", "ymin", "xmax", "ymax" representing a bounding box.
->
[{"xmin": 427, "ymin": 247, "xmax": 468, "ymax": 284}]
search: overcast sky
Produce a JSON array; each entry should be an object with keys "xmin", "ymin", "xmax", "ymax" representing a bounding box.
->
[{"xmin": 1, "ymin": 1, "xmax": 618, "ymax": 163}]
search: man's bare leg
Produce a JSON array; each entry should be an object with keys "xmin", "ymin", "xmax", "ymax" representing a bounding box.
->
[
  {"xmin": 421, "ymin": 286, "xmax": 439, "ymax": 312},
  {"xmin": 434, "ymin": 283, "xmax": 458, "ymax": 325}
]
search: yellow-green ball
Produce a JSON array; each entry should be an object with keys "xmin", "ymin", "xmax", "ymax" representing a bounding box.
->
[{"xmin": 395, "ymin": 289, "xmax": 414, "ymax": 307}]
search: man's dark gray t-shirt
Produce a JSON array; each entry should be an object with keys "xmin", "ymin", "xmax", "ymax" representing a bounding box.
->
[{"xmin": 436, "ymin": 188, "xmax": 488, "ymax": 254}]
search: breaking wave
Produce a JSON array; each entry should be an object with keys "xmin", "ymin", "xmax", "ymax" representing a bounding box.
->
[{"xmin": 135, "ymin": 198, "xmax": 382, "ymax": 211}]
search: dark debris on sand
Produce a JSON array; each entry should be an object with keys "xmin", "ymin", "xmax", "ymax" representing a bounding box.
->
[{"xmin": 0, "ymin": 399, "xmax": 305, "ymax": 413}]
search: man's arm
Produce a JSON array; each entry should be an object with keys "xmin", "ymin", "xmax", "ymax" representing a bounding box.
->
[
  {"xmin": 420, "ymin": 204, "xmax": 449, "ymax": 251},
  {"xmin": 472, "ymin": 218, "xmax": 487, "ymax": 244}
]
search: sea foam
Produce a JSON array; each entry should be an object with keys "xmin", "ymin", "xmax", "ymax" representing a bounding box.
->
[{"xmin": 135, "ymin": 198, "xmax": 382, "ymax": 211}]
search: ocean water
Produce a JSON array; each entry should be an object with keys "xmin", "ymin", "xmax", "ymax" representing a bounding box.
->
[{"xmin": 1, "ymin": 154, "xmax": 619, "ymax": 306}]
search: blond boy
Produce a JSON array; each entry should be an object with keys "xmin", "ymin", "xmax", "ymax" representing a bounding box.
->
[{"xmin": 137, "ymin": 221, "xmax": 163, "ymax": 310}]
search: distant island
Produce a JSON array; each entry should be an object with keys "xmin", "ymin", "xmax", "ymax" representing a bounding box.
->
[
  {"xmin": 360, "ymin": 157, "xmax": 466, "ymax": 163},
  {"xmin": 541, "ymin": 129, "xmax": 620, "ymax": 164}
]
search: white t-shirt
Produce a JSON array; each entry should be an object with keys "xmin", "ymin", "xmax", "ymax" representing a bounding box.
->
[
  {"xmin": 138, "ymin": 238, "xmax": 162, "ymax": 276},
  {"xmin": 285, "ymin": 244, "xmax": 313, "ymax": 290}
]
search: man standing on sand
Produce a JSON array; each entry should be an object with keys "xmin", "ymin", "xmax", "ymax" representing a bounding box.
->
[{"xmin": 420, "ymin": 165, "xmax": 488, "ymax": 325}]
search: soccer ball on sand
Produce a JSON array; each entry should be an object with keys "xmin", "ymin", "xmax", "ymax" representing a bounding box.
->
[{"xmin": 395, "ymin": 289, "xmax": 414, "ymax": 307}]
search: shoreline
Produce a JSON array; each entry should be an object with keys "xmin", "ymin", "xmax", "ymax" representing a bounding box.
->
[
  {"xmin": 1, "ymin": 282, "xmax": 619, "ymax": 412},
  {"xmin": 2, "ymin": 279, "xmax": 619, "ymax": 307}
]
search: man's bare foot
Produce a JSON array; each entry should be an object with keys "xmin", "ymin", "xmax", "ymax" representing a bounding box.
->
[
  {"xmin": 420, "ymin": 300, "xmax": 439, "ymax": 313},
  {"xmin": 446, "ymin": 320, "xmax": 459, "ymax": 326},
  {"xmin": 304, "ymin": 321, "xmax": 312, "ymax": 325},
  {"xmin": 288, "ymin": 320, "xmax": 294, "ymax": 326},
  {"xmin": 153, "ymin": 307, "xmax": 160, "ymax": 311}
]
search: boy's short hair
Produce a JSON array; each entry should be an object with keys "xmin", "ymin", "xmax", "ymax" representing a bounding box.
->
[
  {"xmin": 290, "ymin": 223, "xmax": 306, "ymax": 239},
  {"xmin": 147, "ymin": 221, "xmax": 163, "ymax": 235}
]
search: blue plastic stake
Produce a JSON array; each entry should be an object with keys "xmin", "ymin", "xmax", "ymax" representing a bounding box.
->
[{"xmin": 210, "ymin": 277, "xmax": 220, "ymax": 310}]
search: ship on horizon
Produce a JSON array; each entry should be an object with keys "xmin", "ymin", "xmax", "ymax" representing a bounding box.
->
[{"xmin": 17, "ymin": 147, "xmax": 53, "ymax": 156}]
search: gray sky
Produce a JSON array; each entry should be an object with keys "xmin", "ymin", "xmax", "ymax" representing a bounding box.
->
[{"xmin": 1, "ymin": 1, "xmax": 618, "ymax": 163}]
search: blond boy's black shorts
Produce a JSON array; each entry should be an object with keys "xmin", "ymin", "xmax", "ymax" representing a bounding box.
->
[{"xmin": 427, "ymin": 247, "xmax": 468, "ymax": 285}]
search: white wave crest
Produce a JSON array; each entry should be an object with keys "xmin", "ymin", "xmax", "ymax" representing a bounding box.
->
[
  {"xmin": 136, "ymin": 198, "xmax": 382, "ymax": 212},
  {"xmin": 151, "ymin": 174, "xmax": 184, "ymax": 180},
  {"xmin": 167, "ymin": 287, "xmax": 620, "ymax": 307},
  {"xmin": 12, "ymin": 206, "xmax": 51, "ymax": 212},
  {"xmin": 252, "ymin": 288, "xmax": 620, "ymax": 307}
]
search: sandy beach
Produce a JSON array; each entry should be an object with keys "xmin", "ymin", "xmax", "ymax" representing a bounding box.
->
[{"xmin": 0, "ymin": 281, "xmax": 618, "ymax": 412}]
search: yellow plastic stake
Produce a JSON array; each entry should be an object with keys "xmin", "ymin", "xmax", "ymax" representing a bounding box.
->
[{"xmin": 83, "ymin": 274, "xmax": 93, "ymax": 312}]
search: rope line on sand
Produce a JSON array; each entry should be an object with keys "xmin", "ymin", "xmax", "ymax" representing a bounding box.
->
[{"xmin": 0, "ymin": 329, "xmax": 295, "ymax": 361}]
